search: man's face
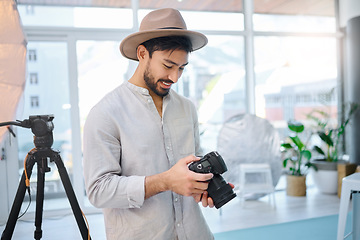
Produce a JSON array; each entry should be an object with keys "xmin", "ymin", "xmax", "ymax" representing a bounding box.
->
[{"xmin": 143, "ymin": 49, "xmax": 189, "ymax": 97}]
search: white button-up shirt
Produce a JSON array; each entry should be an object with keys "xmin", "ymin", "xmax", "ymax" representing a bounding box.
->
[{"xmin": 83, "ymin": 81, "xmax": 213, "ymax": 240}]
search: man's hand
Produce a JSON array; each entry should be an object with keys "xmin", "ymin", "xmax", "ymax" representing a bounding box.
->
[
  {"xmin": 164, "ymin": 155, "xmax": 213, "ymax": 196},
  {"xmin": 144, "ymin": 155, "xmax": 213, "ymax": 199},
  {"xmin": 193, "ymin": 183, "xmax": 235, "ymax": 208},
  {"xmin": 193, "ymin": 192, "xmax": 214, "ymax": 208}
]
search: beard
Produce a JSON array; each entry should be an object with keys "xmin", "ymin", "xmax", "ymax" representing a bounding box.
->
[{"xmin": 143, "ymin": 64, "xmax": 172, "ymax": 97}]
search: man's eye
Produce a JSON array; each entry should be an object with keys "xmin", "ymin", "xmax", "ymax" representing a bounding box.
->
[{"xmin": 164, "ymin": 64, "xmax": 172, "ymax": 69}]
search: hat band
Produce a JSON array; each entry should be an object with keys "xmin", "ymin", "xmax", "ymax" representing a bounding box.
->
[{"xmin": 158, "ymin": 27, "xmax": 185, "ymax": 30}]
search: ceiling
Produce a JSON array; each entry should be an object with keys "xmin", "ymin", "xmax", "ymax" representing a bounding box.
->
[{"xmin": 16, "ymin": 0, "xmax": 335, "ymax": 16}]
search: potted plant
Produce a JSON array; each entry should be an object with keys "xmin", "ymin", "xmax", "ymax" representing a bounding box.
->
[
  {"xmin": 281, "ymin": 120, "xmax": 317, "ymax": 196},
  {"xmin": 307, "ymin": 102, "xmax": 359, "ymax": 194}
]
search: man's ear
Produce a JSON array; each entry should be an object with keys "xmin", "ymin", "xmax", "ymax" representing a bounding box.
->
[{"xmin": 137, "ymin": 45, "xmax": 147, "ymax": 61}]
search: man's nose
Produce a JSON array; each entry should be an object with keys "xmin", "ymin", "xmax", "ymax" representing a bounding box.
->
[{"xmin": 168, "ymin": 69, "xmax": 181, "ymax": 83}]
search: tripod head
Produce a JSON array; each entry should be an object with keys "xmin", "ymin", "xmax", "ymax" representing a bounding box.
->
[
  {"xmin": 0, "ymin": 114, "xmax": 54, "ymax": 149},
  {"xmin": 28, "ymin": 115, "xmax": 54, "ymax": 149}
]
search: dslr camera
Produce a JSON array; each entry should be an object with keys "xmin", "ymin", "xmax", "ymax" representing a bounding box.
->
[{"xmin": 188, "ymin": 151, "xmax": 236, "ymax": 209}]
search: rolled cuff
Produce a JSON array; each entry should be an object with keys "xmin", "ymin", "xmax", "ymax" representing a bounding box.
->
[{"xmin": 126, "ymin": 176, "xmax": 146, "ymax": 208}]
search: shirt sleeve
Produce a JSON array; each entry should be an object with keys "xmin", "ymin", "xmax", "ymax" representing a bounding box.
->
[{"xmin": 83, "ymin": 104, "xmax": 145, "ymax": 209}]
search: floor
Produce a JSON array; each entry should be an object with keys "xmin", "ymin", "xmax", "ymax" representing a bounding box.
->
[{"xmin": 0, "ymin": 175, "xmax": 345, "ymax": 239}]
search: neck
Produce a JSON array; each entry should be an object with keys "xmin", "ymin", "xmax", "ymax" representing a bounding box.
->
[{"xmin": 129, "ymin": 70, "xmax": 164, "ymax": 117}]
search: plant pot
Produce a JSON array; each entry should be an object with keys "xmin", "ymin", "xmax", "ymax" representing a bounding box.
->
[
  {"xmin": 286, "ymin": 175, "xmax": 306, "ymax": 196},
  {"xmin": 311, "ymin": 159, "xmax": 347, "ymax": 194}
]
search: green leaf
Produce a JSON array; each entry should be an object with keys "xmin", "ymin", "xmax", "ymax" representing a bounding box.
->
[
  {"xmin": 318, "ymin": 131, "xmax": 333, "ymax": 146},
  {"xmin": 290, "ymin": 136, "xmax": 304, "ymax": 150},
  {"xmin": 305, "ymin": 162, "xmax": 318, "ymax": 171},
  {"xmin": 313, "ymin": 145, "xmax": 325, "ymax": 155},
  {"xmin": 283, "ymin": 159, "xmax": 288, "ymax": 168},
  {"xmin": 338, "ymin": 125, "xmax": 345, "ymax": 137},
  {"xmin": 281, "ymin": 143, "xmax": 293, "ymax": 149},
  {"xmin": 283, "ymin": 158, "xmax": 291, "ymax": 168},
  {"xmin": 301, "ymin": 150, "xmax": 312, "ymax": 160},
  {"xmin": 288, "ymin": 120, "xmax": 304, "ymax": 133}
]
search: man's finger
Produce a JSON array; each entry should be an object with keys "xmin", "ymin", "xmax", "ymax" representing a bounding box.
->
[
  {"xmin": 207, "ymin": 196, "xmax": 214, "ymax": 208},
  {"xmin": 190, "ymin": 171, "xmax": 213, "ymax": 182},
  {"xmin": 192, "ymin": 193, "xmax": 202, "ymax": 203},
  {"xmin": 183, "ymin": 155, "xmax": 200, "ymax": 165},
  {"xmin": 201, "ymin": 192, "xmax": 208, "ymax": 207},
  {"xmin": 193, "ymin": 181, "xmax": 209, "ymax": 191}
]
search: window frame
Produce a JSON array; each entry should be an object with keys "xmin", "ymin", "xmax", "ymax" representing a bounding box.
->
[{"xmin": 16, "ymin": 0, "xmax": 341, "ymax": 215}]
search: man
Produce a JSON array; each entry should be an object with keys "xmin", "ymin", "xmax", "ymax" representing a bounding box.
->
[{"xmin": 83, "ymin": 8, "xmax": 214, "ymax": 239}]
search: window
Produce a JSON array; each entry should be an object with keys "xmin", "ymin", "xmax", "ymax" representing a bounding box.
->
[
  {"xmin": 28, "ymin": 49, "xmax": 37, "ymax": 61},
  {"xmin": 29, "ymin": 73, "xmax": 38, "ymax": 84},
  {"xmin": 15, "ymin": 0, "xmax": 340, "ymax": 213},
  {"xmin": 253, "ymin": 0, "xmax": 337, "ymax": 136},
  {"xmin": 253, "ymin": 0, "xmax": 335, "ymax": 32},
  {"xmin": 180, "ymin": 35, "xmax": 245, "ymax": 153},
  {"xmin": 138, "ymin": 1, "xmax": 243, "ymax": 31},
  {"xmin": 17, "ymin": 5, "xmax": 133, "ymax": 28},
  {"xmin": 17, "ymin": 41, "xmax": 72, "ymax": 211},
  {"xmin": 255, "ymin": 36, "xmax": 337, "ymax": 132},
  {"xmin": 30, "ymin": 96, "xmax": 39, "ymax": 107}
]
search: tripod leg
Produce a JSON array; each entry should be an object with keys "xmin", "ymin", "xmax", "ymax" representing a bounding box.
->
[
  {"xmin": 1, "ymin": 155, "xmax": 36, "ymax": 240},
  {"xmin": 34, "ymin": 160, "xmax": 46, "ymax": 240},
  {"xmin": 52, "ymin": 153, "xmax": 91, "ymax": 240}
]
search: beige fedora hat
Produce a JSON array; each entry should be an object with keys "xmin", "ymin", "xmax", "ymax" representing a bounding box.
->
[{"xmin": 120, "ymin": 8, "xmax": 208, "ymax": 61}]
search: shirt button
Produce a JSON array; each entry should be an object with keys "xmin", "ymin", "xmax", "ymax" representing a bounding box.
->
[
  {"xmin": 175, "ymin": 197, "xmax": 178, "ymax": 202},
  {"xmin": 142, "ymin": 89, "xmax": 146, "ymax": 93},
  {"xmin": 177, "ymin": 223, "xmax": 181, "ymax": 227},
  {"xmin": 147, "ymin": 99, "xmax": 151, "ymax": 103}
]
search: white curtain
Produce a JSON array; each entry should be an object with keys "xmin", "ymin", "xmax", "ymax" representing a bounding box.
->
[{"xmin": 0, "ymin": 0, "xmax": 27, "ymax": 142}]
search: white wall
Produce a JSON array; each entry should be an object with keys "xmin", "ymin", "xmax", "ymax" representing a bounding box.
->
[{"xmin": 0, "ymin": 132, "xmax": 19, "ymax": 225}]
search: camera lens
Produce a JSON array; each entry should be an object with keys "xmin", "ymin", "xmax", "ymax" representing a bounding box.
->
[{"xmin": 207, "ymin": 174, "xmax": 236, "ymax": 209}]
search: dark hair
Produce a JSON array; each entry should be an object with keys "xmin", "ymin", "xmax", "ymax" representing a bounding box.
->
[{"xmin": 140, "ymin": 36, "xmax": 193, "ymax": 58}]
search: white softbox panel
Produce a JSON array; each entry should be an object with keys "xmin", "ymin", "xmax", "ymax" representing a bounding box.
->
[{"xmin": 0, "ymin": 0, "xmax": 27, "ymax": 142}]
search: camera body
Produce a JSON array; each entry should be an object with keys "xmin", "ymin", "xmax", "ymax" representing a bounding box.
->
[{"xmin": 188, "ymin": 151, "xmax": 236, "ymax": 209}]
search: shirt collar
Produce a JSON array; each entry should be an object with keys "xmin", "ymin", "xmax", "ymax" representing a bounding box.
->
[
  {"xmin": 125, "ymin": 81, "xmax": 172, "ymax": 101},
  {"xmin": 125, "ymin": 81, "xmax": 149, "ymax": 96}
]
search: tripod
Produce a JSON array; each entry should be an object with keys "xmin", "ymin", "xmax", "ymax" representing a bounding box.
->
[
  {"xmin": 1, "ymin": 147, "xmax": 91, "ymax": 240},
  {"xmin": 0, "ymin": 115, "xmax": 91, "ymax": 240}
]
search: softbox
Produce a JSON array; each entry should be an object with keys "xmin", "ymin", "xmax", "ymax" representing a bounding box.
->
[{"xmin": 0, "ymin": 0, "xmax": 27, "ymax": 142}]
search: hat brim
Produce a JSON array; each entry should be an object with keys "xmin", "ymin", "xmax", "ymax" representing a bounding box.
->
[{"xmin": 120, "ymin": 29, "xmax": 208, "ymax": 61}]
